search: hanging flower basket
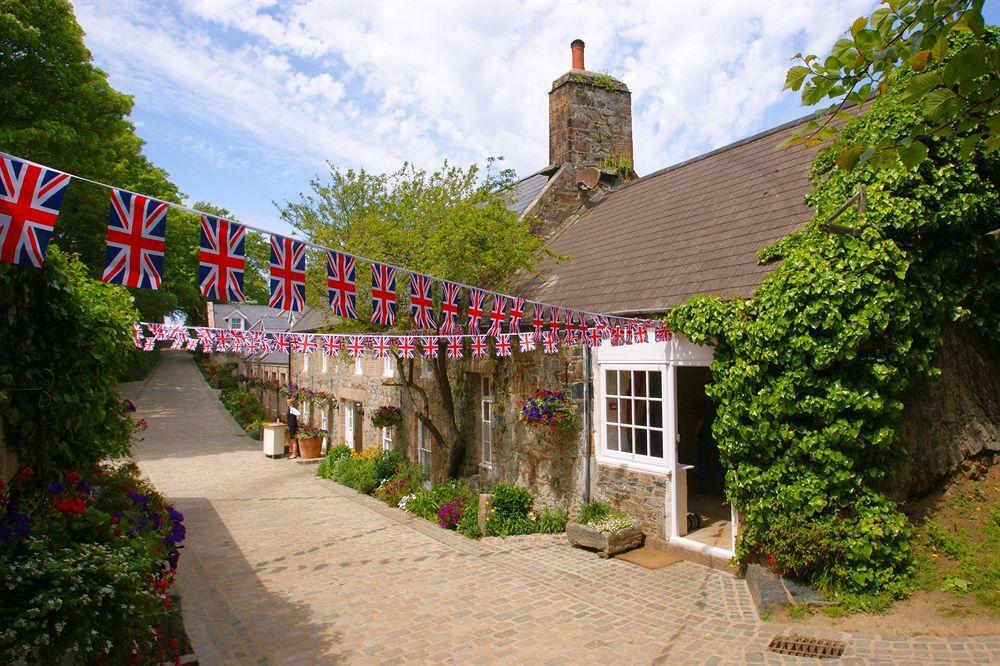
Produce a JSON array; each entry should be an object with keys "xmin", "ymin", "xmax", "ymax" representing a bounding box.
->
[
  {"xmin": 370, "ymin": 405, "xmax": 402, "ymax": 429},
  {"xmin": 518, "ymin": 389, "xmax": 577, "ymax": 441}
]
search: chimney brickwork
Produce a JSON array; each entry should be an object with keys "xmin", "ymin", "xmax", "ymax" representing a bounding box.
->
[{"xmin": 548, "ymin": 40, "xmax": 633, "ymax": 172}]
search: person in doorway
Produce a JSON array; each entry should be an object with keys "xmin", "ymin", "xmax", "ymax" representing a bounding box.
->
[{"xmin": 285, "ymin": 398, "xmax": 301, "ymax": 459}]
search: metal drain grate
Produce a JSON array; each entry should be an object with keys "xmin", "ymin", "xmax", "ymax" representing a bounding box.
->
[{"xmin": 767, "ymin": 636, "xmax": 846, "ymax": 659}]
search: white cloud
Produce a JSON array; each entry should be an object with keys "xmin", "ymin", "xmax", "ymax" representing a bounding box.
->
[{"xmin": 73, "ymin": 0, "xmax": 874, "ymax": 181}]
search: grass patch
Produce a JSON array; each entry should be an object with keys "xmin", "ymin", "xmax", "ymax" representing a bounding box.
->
[{"xmin": 787, "ymin": 604, "xmax": 810, "ymax": 620}]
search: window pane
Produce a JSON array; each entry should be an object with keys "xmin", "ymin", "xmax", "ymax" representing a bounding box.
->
[
  {"xmin": 650, "ymin": 430, "xmax": 664, "ymax": 458},
  {"xmin": 605, "ymin": 370, "xmax": 617, "ymax": 395},
  {"xmin": 649, "ymin": 400, "xmax": 663, "ymax": 428},
  {"xmin": 620, "ymin": 426, "xmax": 633, "ymax": 453},
  {"xmin": 634, "ymin": 398, "xmax": 649, "ymax": 428},
  {"xmin": 650, "ymin": 371, "xmax": 663, "ymax": 398},
  {"xmin": 634, "ymin": 371, "xmax": 647, "ymax": 398},
  {"xmin": 606, "ymin": 425, "xmax": 619, "ymax": 451},
  {"xmin": 635, "ymin": 428, "xmax": 648, "ymax": 456},
  {"xmin": 620, "ymin": 371, "xmax": 633, "ymax": 397},
  {"xmin": 618, "ymin": 399, "xmax": 632, "ymax": 426},
  {"xmin": 605, "ymin": 397, "xmax": 619, "ymax": 423}
]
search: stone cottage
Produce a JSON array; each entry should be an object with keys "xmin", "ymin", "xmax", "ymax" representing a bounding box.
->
[{"xmin": 285, "ymin": 40, "xmax": 998, "ymax": 563}]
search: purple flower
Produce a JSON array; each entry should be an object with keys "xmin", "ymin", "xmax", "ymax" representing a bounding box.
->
[
  {"xmin": 165, "ymin": 522, "xmax": 186, "ymax": 545},
  {"xmin": 0, "ymin": 505, "xmax": 31, "ymax": 540},
  {"xmin": 167, "ymin": 507, "xmax": 184, "ymax": 524},
  {"xmin": 167, "ymin": 549, "xmax": 181, "ymax": 569},
  {"xmin": 76, "ymin": 480, "xmax": 91, "ymax": 496},
  {"xmin": 46, "ymin": 481, "xmax": 66, "ymax": 496},
  {"xmin": 128, "ymin": 490, "xmax": 150, "ymax": 507}
]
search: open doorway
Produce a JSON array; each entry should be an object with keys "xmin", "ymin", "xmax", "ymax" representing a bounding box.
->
[{"xmin": 676, "ymin": 366, "xmax": 732, "ymax": 551}]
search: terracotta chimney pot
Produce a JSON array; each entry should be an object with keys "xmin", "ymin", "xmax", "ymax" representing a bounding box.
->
[{"xmin": 571, "ymin": 39, "xmax": 585, "ymax": 70}]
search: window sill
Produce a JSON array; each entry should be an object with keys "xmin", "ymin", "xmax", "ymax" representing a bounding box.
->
[
  {"xmin": 479, "ymin": 462, "xmax": 493, "ymax": 471},
  {"xmin": 595, "ymin": 455, "xmax": 671, "ymax": 477}
]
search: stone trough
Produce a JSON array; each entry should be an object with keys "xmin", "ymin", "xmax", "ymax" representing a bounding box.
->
[{"xmin": 566, "ymin": 521, "xmax": 644, "ymax": 558}]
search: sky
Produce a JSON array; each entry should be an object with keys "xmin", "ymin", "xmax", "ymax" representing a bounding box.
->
[{"xmin": 70, "ymin": 0, "xmax": 1000, "ymax": 236}]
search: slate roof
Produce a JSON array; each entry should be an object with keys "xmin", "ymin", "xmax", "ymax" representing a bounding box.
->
[
  {"xmin": 517, "ymin": 112, "xmax": 827, "ymax": 314},
  {"xmin": 211, "ymin": 304, "xmax": 301, "ymax": 331},
  {"xmin": 508, "ymin": 167, "xmax": 558, "ymax": 217},
  {"xmin": 290, "ymin": 307, "xmax": 340, "ymax": 333}
]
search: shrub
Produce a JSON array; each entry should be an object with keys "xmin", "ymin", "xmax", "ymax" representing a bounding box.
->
[
  {"xmin": 578, "ymin": 501, "xmax": 615, "ymax": 525},
  {"xmin": 490, "ymin": 483, "xmax": 534, "ymax": 522},
  {"xmin": 403, "ymin": 480, "xmax": 475, "ymax": 522},
  {"xmin": 331, "ymin": 453, "xmax": 380, "ymax": 495},
  {"xmin": 536, "ymin": 507, "xmax": 570, "ymax": 534},
  {"xmin": 437, "ymin": 498, "xmax": 464, "ymax": 529},
  {"xmin": 372, "ymin": 449, "xmax": 405, "ymax": 484},
  {"xmin": 244, "ymin": 419, "xmax": 263, "ymax": 441},
  {"xmin": 316, "ymin": 445, "xmax": 350, "ymax": 480},
  {"xmin": 456, "ymin": 497, "xmax": 481, "ymax": 538},
  {"xmin": 374, "ymin": 461, "xmax": 423, "ymax": 507}
]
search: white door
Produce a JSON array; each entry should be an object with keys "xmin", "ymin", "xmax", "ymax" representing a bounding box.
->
[{"xmin": 344, "ymin": 402, "xmax": 354, "ymax": 446}]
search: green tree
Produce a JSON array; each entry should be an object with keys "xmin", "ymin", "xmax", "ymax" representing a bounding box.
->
[
  {"xmin": 280, "ymin": 160, "xmax": 546, "ymax": 476},
  {"xmin": 783, "ymin": 0, "xmax": 998, "ymax": 170}
]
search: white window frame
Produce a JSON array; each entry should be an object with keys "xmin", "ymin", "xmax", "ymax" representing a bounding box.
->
[
  {"xmin": 383, "ymin": 355, "xmax": 395, "ymax": 378},
  {"xmin": 229, "ymin": 316, "xmax": 245, "ymax": 330},
  {"xmin": 382, "ymin": 426, "xmax": 392, "ymax": 451},
  {"xmin": 354, "ymin": 356, "xmax": 363, "ymax": 376},
  {"xmin": 598, "ymin": 364, "xmax": 669, "ymax": 474},
  {"xmin": 321, "ymin": 352, "xmax": 329, "ymax": 373},
  {"xmin": 480, "ymin": 375, "xmax": 493, "ymax": 468},
  {"xmin": 417, "ymin": 421, "xmax": 431, "ymax": 473},
  {"xmin": 302, "ymin": 351, "xmax": 309, "ymax": 373}
]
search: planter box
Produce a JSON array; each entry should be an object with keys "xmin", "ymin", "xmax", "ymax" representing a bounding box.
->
[
  {"xmin": 566, "ymin": 521, "xmax": 644, "ymax": 558},
  {"xmin": 298, "ymin": 436, "xmax": 323, "ymax": 459}
]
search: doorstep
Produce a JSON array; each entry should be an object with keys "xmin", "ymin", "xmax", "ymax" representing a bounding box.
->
[{"xmin": 645, "ymin": 534, "xmax": 740, "ymax": 576}]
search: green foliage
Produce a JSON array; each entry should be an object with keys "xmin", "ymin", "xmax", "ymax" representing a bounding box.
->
[
  {"xmin": 244, "ymin": 419, "xmax": 263, "ymax": 441},
  {"xmin": 316, "ymin": 445, "xmax": 350, "ymax": 479},
  {"xmin": 490, "ymin": 483, "xmax": 534, "ymax": 521},
  {"xmin": 373, "ymin": 461, "xmax": 423, "ymax": 507},
  {"xmin": 219, "ymin": 389, "xmax": 266, "ymax": 428},
  {"xmin": 536, "ymin": 507, "xmax": 570, "ymax": 534},
  {"xmin": 668, "ymin": 60, "xmax": 999, "ymax": 595},
  {"xmin": 578, "ymin": 501, "xmax": 616, "ymax": 525},
  {"xmin": 784, "ymin": 2, "xmax": 998, "ymax": 168},
  {"xmin": 330, "ymin": 453, "xmax": 381, "ymax": 495},
  {"xmin": 0, "ymin": 247, "xmax": 139, "ymax": 475},
  {"xmin": 118, "ymin": 346, "xmax": 160, "ymax": 383},
  {"xmin": 403, "ymin": 480, "xmax": 476, "ymax": 522}
]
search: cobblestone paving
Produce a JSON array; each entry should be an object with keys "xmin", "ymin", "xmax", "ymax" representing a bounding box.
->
[{"xmin": 127, "ymin": 353, "xmax": 1000, "ymax": 665}]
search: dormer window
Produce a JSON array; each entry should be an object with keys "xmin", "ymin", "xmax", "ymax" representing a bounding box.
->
[{"xmin": 229, "ymin": 316, "xmax": 246, "ymax": 330}]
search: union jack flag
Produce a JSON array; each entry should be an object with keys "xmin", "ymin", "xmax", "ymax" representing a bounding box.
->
[
  {"xmin": 471, "ymin": 335, "xmax": 488, "ymax": 358},
  {"xmin": 508, "ymin": 297, "xmax": 525, "ymax": 333},
  {"xmin": 519, "ymin": 332, "xmax": 536, "ymax": 353},
  {"xmin": 102, "ymin": 189, "xmax": 168, "ymax": 289},
  {"xmin": 0, "ymin": 156, "xmax": 70, "ymax": 267},
  {"xmin": 541, "ymin": 330, "xmax": 559, "ymax": 354},
  {"xmin": 494, "ymin": 334, "xmax": 512, "ymax": 357},
  {"xmin": 632, "ymin": 324, "xmax": 650, "ymax": 344},
  {"xmin": 565, "ymin": 311, "xmax": 583, "ymax": 345},
  {"xmin": 467, "ymin": 288, "xmax": 486, "ymax": 331},
  {"xmin": 420, "ymin": 336, "xmax": 439, "ymax": 359},
  {"xmin": 487, "ymin": 295, "xmax": 507, "ymax": 337},
  {"xmin": 549, "ymin": 306, "xmax": 564, "ymax": 336},
  {"xmin": 269, "ymin": 235, "xmax": 306, "ymax": 312},
  {"xmin": 199, "ymin": 215, "xmax": 245, "ymax": 301},
  {"xmin": 439, "ymin": 281, "xmax": 461, "ymax": 333},
  {"xmin": 131, "ymin": 322, "xmax": 145, "ymax": 348},
  {"xmin": 409, "ymin": 273, "xmax": 436, "ymax": 329},
  {"xmin": 195, "ymin": 328, "xmax": 213, "ymax": 352},
  {"xmin": 322, "ymin": 335, "xmax": 343, "ymax": 356},
  {"xmin": 214, "ymin": 329, "xmax": 231, "ymax": 352},
  {"xmin": 347, "ymin": 336, "xmax": 367, "ymax": 358},
  {"xmin": 586, "ymin": 326, "xmax": 604, "ymax": 347},
  {"xmin": 371, "ymin": 336, "xmax": 391, "ymax": 358},
  {"xmin": 531, "ymin": 303, "xmax": 546, "ymax": 337},
  {"xmin": 293, "ymin": 334, "xmax": 317, "ymax": 354},
  {"xmin": 326, "ymin": 250, "xmax": 356, "ymax": 319},
  {"xmin": 396, "ymin": 335, "xmax": 415, "ymax": 359},
  {"xmin": 370, "ymin": 262, "xmax": 397, "ymax": 326},
  {"xmin": 272, "ymin": 332, "xmax": 292, "ymax": 352},
  {"xmin": 446, "ymin": 336, "xmax": 463, "ymax": 359}
]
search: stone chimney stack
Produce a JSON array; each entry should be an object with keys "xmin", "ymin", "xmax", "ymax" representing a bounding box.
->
[{"xmin": 548, "ymin": 39, "xmax": 633, "ymax": 172}]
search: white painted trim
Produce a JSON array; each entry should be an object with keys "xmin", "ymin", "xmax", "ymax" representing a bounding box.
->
[
  {"xmin": 595, "ymin": 364, "xmax": 670, "ymax": 473},
  {"xmin": 668, "ymin": 536, "xmax": 734, "ymax": 559},
  {"xmin": 595, "ymin": 459, "xmax": 670, "ymax": 477}
]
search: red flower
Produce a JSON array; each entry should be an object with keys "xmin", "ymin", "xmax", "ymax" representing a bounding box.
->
[
  {"xmin": 66, "ymin": 472, "xmax": 82, "ymax": 485},
  {"xmin": 16, "ymin": 469, "xmax": 34, "ymax": 491},
  {"xmin": 55, "ymin": 497, "xmax": 86, "ymax": 515}
]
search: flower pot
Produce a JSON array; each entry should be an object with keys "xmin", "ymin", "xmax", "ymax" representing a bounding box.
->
[
  {"xmin": 298, "ymin": 436, "xmax": 323, "ymax": 459},
  {"xmin": 566, "ymin": 521, "xmax": 644, "ymax": 558}
]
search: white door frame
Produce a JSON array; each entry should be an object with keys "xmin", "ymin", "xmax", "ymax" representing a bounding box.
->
[{"xmin": 344, "ymin": 401, "xmax": 355, "ymax": 448}]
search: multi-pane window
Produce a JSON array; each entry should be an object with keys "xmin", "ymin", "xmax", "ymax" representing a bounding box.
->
[
  {"xmin": 417, "ymin": 421, "xmax": 431, "ymax": 472},
  {"xmin": 321, "ymin": 352, "xmax": 329, "ymax": 373},
  {"xmin": 383, "ymin": 356, "xmax": 394, "ymax": 378},
  {"xmin": 481, "ymin": 376, "xmax": 493, "ymax": 467},
  {"xmin": 603, "ymin": 368, "xmax": 666, "ymax": 465},
  {"xmin": 302, "ymin": 351, "xmax": 309, "ymax": 373},
  {"xmin": 382, "ymin": 426, "xmax": 392, "ymax": 451},
  {"xmin": 354, "ymin": 356, "xmax": 363, "ymax": 376},
  {"xmin": 229, "ymin": 316, "xmax": 245, "ymax": 330}
]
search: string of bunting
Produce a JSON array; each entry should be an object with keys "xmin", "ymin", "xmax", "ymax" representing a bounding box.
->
[
  {"xmin": 1, "ymin": 151, "xmax": 652, "ymax": 336},
  {"xmin": 133, "ymin": 321, "xmax": 671, "ymax": 359}
]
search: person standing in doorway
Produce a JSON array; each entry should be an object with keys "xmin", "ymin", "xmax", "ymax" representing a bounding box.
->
[{"xmin": 285, "ymin": 398, "xmax": 301, "ymax": 459}]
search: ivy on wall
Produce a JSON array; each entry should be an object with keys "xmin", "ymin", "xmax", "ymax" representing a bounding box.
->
[
  {"xmin": 667, "ymin": 34, "xmax": 999, "ymax": 595},
  {"xmin": 0, "ymin": 247, "xmax": 140, "ymax": 475}
]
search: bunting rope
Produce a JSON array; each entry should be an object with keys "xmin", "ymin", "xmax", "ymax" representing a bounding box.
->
[{"xmin": 0, "ymin": 150, "xmax": 653, "ymax": 333}]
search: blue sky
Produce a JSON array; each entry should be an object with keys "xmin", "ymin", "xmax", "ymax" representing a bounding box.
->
[{"xmin": 71, "ymin": 1, "xmax": 1000, "ymax": 237}]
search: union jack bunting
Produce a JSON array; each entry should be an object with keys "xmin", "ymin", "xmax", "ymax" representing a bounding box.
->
[
  {"xmin": 471, "ymin": 335, "xmax": 488, "ymax": 358},
  {"xmin": 565, "ymin": 311, "xmax": 583, "ymax": 345},
  {"xmin": 214, "ymin": 329, "xmax": 231, "ymax": 352},
  {"xmin": 409, "ymin": 273, "xmax": 436, "ymax": 329},
  {"xmin": 346, "ymin": 336, "xmax": 367, "ymax": 358},
  {"xmin": 131, "ymin": 322, "xmax": 145, "ymax": 348},
  {"xmin": 531, "ymin": 303, "xmax": 546, "ymax": 337},
  {"xmin": 549, "ymin": 306, "xmax": 564, "ymax": 335},
  {"xmin": 272, "ymin": 332, "xmax": 292, "ymax": 352},
  {"xmin": 494, "ymin": 335, "xmax": 512, "ymax": 357},
  {"xmin": 142, "ymin": 338, "xmax": 156, "ymax": 351},
  {"xmin": 198, "ymin": 216, "xmax": 245, "ymax": 301},
  {"xmin": 195, "ymin": 328, "xmax": 213, "ymax": 352},
  {"xmin": 541, "ymin": 330, "xmax": 559, "ymax": 354},
  {"xmin": 508, "ymin": 297, "xmax": 525, "ymax": 333},
  {"xmin": 269, "ymin": 235, "xmax": 306, "ymax": 312},
  {"xmin": 322, "ymin": 335, "xmax": 343, "ymax": 356},
  {"xmin": 184, "ymin": 336, "xmax": 200, "ymax": 351},
  {"xmin": 169, "ymin": 330, "xmax": 189, "ymax": 351},
  {"xmin": 371, "ymin": 336, "xmax": 391, "ymax": 358},
  {"xmin": 370, "ymin": 262, "xmax": 397, "ymax": 326},
  {"xmin": 487, "ymin": 295, "xmax": 507, "ymax": 337},
  {"xmin": 654, "ymin": 325, "xmax": 670, "ymax": 342},
  {"xmin": 439, "ymin": 281, "xmax": 461, "ymax": 333},
  {"xmin": 0, "ymin": 156, "xmax": 71, "ymax": 267},
  {"xmin": 420, "ymin": 336, "xmax": 439, "ymax": 359},
  {"xmin": 102, "ymin": 189, "xmax": 168, "ymax": 289},
  {"xmin": 586, "ymin": 326, "xmax": 604, "ymax": 347},
  {"xmin": 397, "ymin": 336, "xmax": 415, "ymax": 359},
  {"xmin": 467, "ymin": 288, "xmax": 486, "ymax": 331},
  {"xmin": 293, "ymin": 334, "xmax": 317, "ymax": 354},
  {"xmin": 326, "ymin": 250, "xmax": 357, "ymax": 319},
  {"xmin": 446, "ymin": 336, "xmax": 463, "ymax": 359},
  {"xmin": 519, "ymin": 332, "xmax": 537, "ymax": 352}
]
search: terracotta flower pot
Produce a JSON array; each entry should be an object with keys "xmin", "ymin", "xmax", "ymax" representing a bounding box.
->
[{"xmin": 298, "ymin": 436, "xmax": 323, "ymax": 459}]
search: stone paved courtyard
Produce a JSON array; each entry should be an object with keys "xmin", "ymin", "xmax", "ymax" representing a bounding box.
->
[{"xmin": 125, "ymin": 352, "xmax": 1000, "ymax": 664}]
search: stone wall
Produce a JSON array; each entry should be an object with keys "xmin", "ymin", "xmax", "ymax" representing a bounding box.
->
[
  {"xmin": 548, "ymin": 70, "xmax": 633, "ymax": 170},
  {"xmin": 591, "ymin": 463, "xmax": 670, "ymax": 542}
]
